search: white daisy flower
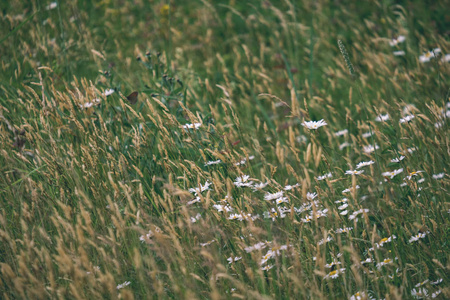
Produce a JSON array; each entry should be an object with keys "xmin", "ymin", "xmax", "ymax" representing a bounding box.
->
[
  {"xmin": 363, "ymin": 144, "xmax": 379, "ymax": 154},
  {"xmin": 46, "ymin": 2, "xmax": 57, "ymax": 10},
  {"xmin": 339, "ymin": 142, "xmax": 351, "ymax": 150},
  {"xmin": 391, "ymin": 156, "xmax": 405, "ymax": 163},
  {"xmin": 432, "ymin": 173, "xmax": 445, "ymax": 180},
  {"xmin": 317, "ymin": 172, "xmax": 332, "ymax": 181},
  {"xmin": 284, "ymin": 183, "xmax": 299, "ymax": 190},
  {"xmin": 264, "ymin": 191, "xmax": 284, "ymax": 201},
  {"xmin": 104, "ymin": 88, "xmax": 115, "ymax": 96},
  {"xmin": 334, "ymin": 129, "xmax": 348, "ymax": 137},
  {"xmin": 346, "ymin": 169, "xmax": 364, "ymax": 175},
  {"xmin": 419, "ymin": 48, "xmax": 441, "ymax": 63},
  {"xmin": 409, "ymin": 232, "xmax": 429, "ymax": 243},
  {"xmin": 362, "ymin": 131, "xmax": 373, "ymax": 138},
  {"xmin": 389, "ymin": 35, "xmax": 406, "ymax": 46},
  {"xmin": 324, "ymin": 268, "xmax": 346, "ymax": 279},
  {"xmin": 382, "ymin": 168, "xmax": 403, "ymax": 179},
  {"xmin": 393, "ymin": 50, "xmax": 406, "ymax": 56},
  {"xmin": 375, "ymin": 114, "xmax": 390, "ymax": 122},
  {"xmin": 301, "ymin": 119, "xmax": 327, "ymax": 130},
  {"xmin": 189, "ymin": 180, "xmax": 212, "ymax": 195},
  {"xmin": 400, "ymin": 115, "xmax": 415, "ymax": 123},
  {"xmin": 356, "ymin": 160, "xmax": 375, "ymax": 169},
  {"xmin": 234, "ymin": 175, "xmax": 253, "ymax": 187},
  {"xmin": 205, "ymin": 159, "xmax": 221, "ymax": 166},
  {"xmin": 116, "ymin": 281, "xmax": 131, "ymax": 290},
  {"xmin": 181, "ymin": 123, "xmax": 202, "ymax": 129}
]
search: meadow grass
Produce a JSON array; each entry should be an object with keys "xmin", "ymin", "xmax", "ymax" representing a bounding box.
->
[{"xmin": 0, "ymin": 0, "xmax": 449, "ymax": 299}]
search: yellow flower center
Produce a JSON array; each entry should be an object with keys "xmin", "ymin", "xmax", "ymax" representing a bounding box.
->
[
  {"xmin": 329, "ymin": 271, "xmax": 337, "ymax": 276},
  {"xmin": 380, "ymin": 238, "xmax": 388, "ymax": 243}
]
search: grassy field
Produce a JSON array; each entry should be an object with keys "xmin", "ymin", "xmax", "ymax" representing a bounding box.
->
[{"xmin": 0, "ymin": 0, "xmax": 449, "ymax": 299}]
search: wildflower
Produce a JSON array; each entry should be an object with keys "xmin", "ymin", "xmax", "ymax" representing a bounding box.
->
[
  {"xmin": 189, "ymin": 180, "xmax": 211, "ymax": 195},
  {"xmin": 227, "ymin": 256, "xmax": 242, "ymax": 264},
  {"xmin": 356, "ymin": 160, "xmax": 375, "ymax": 169},
  {"xmin": 400, "ymin": 115, "xmax": 415, "ymax": 123},
  {"xmin": 350, "ymin": 292, "xmax": 374, "ymax": 300},
  {"xmin": 336, "ymin": 227, "xmax": 353, "ymax": 234},
  {"xmin": 432, "ymin": 290, "xmax": 442, "ymax": 298},
  {"xmin": 432, "ymin": 173, "xmax": 445, "ymax": 180},
  {"xmin": 349, "ymin": 209, "xmax": 369, "ymax": 221},
  {"xmin": 116, "ymin": 281, "xmax": 131, "ymax": 290},
  {"xmin": 190, "ymin": 213, "xmax": 201, "ymax": 223},
  {"xmin": 339, "ymin": 142, "xmax": 350, "ymax": 150},
  {"xmin": 324, "ymin": 268, "xmax": 346, "ymax": 279},
  {"xmin": 275, "ymin": 197, "xmax": 289, "ymax": 205},
  {"xmin": 340, "ymin": 210, "xmax": 348, "ymax": 215},
  {"xmin": 334, "ymin": 129, "xmax": 348, "ymax": 136},
  {"xmin": 363, "ymin": 144, "xmax": 379, "ymax": 154},
  {"xmin": 139, "ymin": 227, "xmax": 161, "ymax": 242},
  {"xmin": 335, "ymin": 198, "xmax": 349, "ymax": 203},
  {"xmin": 325, "ymin": 260, "xmax": 341, "ymax": 268},
  {"xmin": 284, "ymin": 183, "xmax": 299, "ymax": 190},
  {"xmin": 382, "ymin": 168, "xmax": 403, "ymax": 179},
  {"xmin": 369, "ymin": 235, "xmax": 396, "ymax": 251},
  {"xmin": 252, "ymin": 181, "xmax": 269, "ymax": 191},
  {"xmin": 362, "ymin": 131, "xmax": 373, "ymax": 138},
  {"xmin": 301, "ymin": 119, "xmax": 327, "ymax": 130},
  {"xmin": 375, "ymin": 114, "xmax": 390, "ymax": 122},
  {"xmin": 205, "ymin": 160, "xmax": 221, "ymax": 166},
  {"xmin": 409, "ymin": 232, "xmax": 429, "ymax": 243},
  {"xmin": 46, "ymin": 2, "xmax": 57, "ymax": 10},
  {"xmin": 264, "ymin": 191, "xmax": 284, "ymax": 201},
  {"xmin": 419, "ymin": 48, "xmax": 441, "ymax": 63},
  {"xmin": 342, "ymin": 186, "xmax": 360, "ymax": 194},
  {"xmin": 431, "ymin": 279, "xmax": 443, "ymax": 285},
  {"xmin": 345, "ymin": 170, "xmax": 364, "ymax": 175},
  {"xmin": 264, "ymin": 208, "xmax": 284, "ymax": 221},
  {"xmin": 391, "ymin": 156, "xmax": 405, "ymax": 163},
  {"xmin": 104, "ymin": 88, "xmax": 115, "ymax": 96},
  {"xmin": 376, "ymin": 258, "xmax": 395, "ymax": 269},
  {"xmin": 442, "ymin": 54, "xmax": 450, "ymax": 62},
  {"xmin": 406, "ymin": 147, "xmax": 417, "ymax": 153},
  {"xmin": 213, "ymin": 204, "xmax": 233, "ymax": 213},
  {"xmin": 227, "ymin": 214, "xmax": 243, "ymax": 221},
  {"xmin": 406, "ymin": 170, "xmax": 423, "ymax": 180},
  {"xmin": 181, "ymin": 123, "xmax": 202, "ymax": 129},
  {"xmin": 393, "ymin": 50, "xmax": 406, "ymax": 56},
  {"xmin": 317, "ymin": 172, "xmax": 332, "ymax": 181},
  {"xmin": 361, "ymin": 257, "xmax": 372, "ymax": 265},
  {"xmin": 318, "ymin": 236, "xmax": 333, "ymax": 245},
  {"xmin": 245, "ymin": 241, "xmax": 269, "ymax": 253},
  {"xmin": 338, "ymin": 203, "xmax": 348, "ymax": 210},
  {"xmin": 200, "ymin": 239, "xmax": 216, "ymax": 247},
  {"xmin": 415, "ymin": 280, "xmax": 430, "ymax": 287},
  {"xmin": 389, "ymin": 35, "xmax": 406, "ymax": 46},
  {"xmin": 434, "ymin": 121, "xmax": 444, "ymax": 128},
  {"xmin": 187, "ymin": 197, "xmax": 201, "ymax": 205},
  {"xmin": 234, "ymin": 175, "xmax": 253, "ymax": 187},
  {"xmin": 306, "ymin": 192, "xmax": 318, "ymax": 200},
  {"xmin": 235, "ymin": 155, "xmax": 255, "ymax": 166},
  {"xmin": 411, "ymin": 288, "xmax": 428, "ymax": 299},
  {"xmin": 261, "ymin": 264, "xmax": 274, "ymax": 271}
]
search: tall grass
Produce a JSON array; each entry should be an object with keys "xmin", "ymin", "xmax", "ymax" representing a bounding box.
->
[{"xmin": 0, "ymin": 0, "xmax": 448, "ymax": 299}]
